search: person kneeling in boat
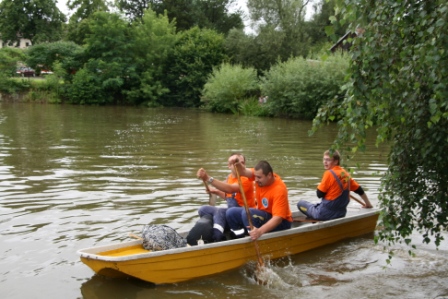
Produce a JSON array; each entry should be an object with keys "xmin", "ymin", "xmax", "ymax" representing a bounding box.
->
[
  {"xmin": 226, "ymin": 160, "xmax": 292, "ymax": 241},
  {"xmin": 196, "ymin": 153, "xmax": 256, "ymax": 242},
  {"xmin": 297, "ymin": 149, "xmax": 373, "ymax": 221}
]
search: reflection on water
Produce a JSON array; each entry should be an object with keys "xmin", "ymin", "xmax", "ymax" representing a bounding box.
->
[{"xmin": 0, "ymin": 103, "xmax": 447, "ymax": 299}]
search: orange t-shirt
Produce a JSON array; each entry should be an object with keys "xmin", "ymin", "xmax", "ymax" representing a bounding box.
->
[
  {"xmin": 226, "ymin": 174, "xmax": 256, "ymax": 208},
  {"xmin": 317, "ymin": 166, "xmax": 360, "ymax": 200},
  {"xmin": 248, "ymin": 170, "xmax": 292, "ymax": 222}
]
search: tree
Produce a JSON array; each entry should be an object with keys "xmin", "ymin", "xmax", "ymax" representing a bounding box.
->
[
  {"xmin": 125, "ymin": 9, "xmax": 178, "ymax": 105},
  {"xmin": 68, "ymin": 0, "xmax": 109, "ymax": 22},
  {"xmin": 0, "ymin": 48, "xmax": 27, "ymax": 93},
  {"xmin": 311, "ymin": 0, "xmax": 448, "ymax": 256},
  {"xmin": 65, "ymin": 0, "xmax": 109, "ymax": 44},
  {"xmin": 0, "ymin": 48, "xmax": 25, "ymax": 76},
  {"xmin": 247, "ymin": 0, "xmax": 311, "ymax": 59},
  {"xmin": 25, "ymin": 41, "xmax": 84, "ymax": 78},
  {"xmin": 0, "ymin": 0, "xmax": 66, "ymax": 45},
  {"xmin": 115, "ymin": 0, "xmax": 244, "ymax": 34},
  {"xmin": 161, "ymin": 27, "xmax": 227, "ymax": 107},
  {"xmin": 305, "ymin": 0, "xmax": 347, "ymax": 46}
]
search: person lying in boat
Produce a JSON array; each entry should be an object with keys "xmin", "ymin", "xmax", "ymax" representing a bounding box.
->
[
  {"xmin": 227, "ymin": 160, "xmax": 292, "ymax": 241},
  {"xmin": 195, "ymin": 153, "xmax": 256, "ymax": 242},
  {"xmin": 297, "ymin": 149, "xmax": 373, "ymax": 221}
]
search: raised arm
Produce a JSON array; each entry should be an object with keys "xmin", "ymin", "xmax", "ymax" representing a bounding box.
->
[{"xmin": 197, "ymin": 168, "xmax": 240, "ymax": 194}]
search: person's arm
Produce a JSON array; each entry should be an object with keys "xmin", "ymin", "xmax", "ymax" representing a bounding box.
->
[
  {"xmin": 360, "ymin": 193, "xmax": 373, "ymax": 208},
  {"xmin": 227, "ymin": 158, "xmax": 253, "ymax": 178},
  {"xmin": 248, "ymin": 216, "xmax": 282, "ymax": 240},
  {"xmin": 234, "ymin": 164, "xmax": 253, "ymax": 178},
  {"xmin": 353, "ymin": 185, "xmax": 373, "ymax": 208},
  {"xmin": 316, "ymin": 189, "xmax": 326, "ymax": 198},
  {"xmin": 207, "ymin": 186, "xmax": 226, "ymax": 200},
  {"xmin": 197, "ymin": 168, "xmax": 240, "ymax": 193}
]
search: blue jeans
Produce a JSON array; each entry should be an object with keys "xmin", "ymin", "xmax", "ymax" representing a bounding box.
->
[{"xmin": 226, "ymin": 207, "xmax": 291, "ymax": 237}]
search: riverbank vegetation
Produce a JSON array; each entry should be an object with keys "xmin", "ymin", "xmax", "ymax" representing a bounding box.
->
[{"xmin": 0, "ymin": 0, "xmax": 348, "ymax": 120}]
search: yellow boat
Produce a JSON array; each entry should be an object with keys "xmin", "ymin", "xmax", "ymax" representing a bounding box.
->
[{"xmin": 78, "ymin": 208, "xmax": 379, "ymax": 284}]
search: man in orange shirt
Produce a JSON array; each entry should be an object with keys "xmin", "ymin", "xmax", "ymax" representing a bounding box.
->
[
  {"xmin": 226, "ymin": 160, "xmax": 292, "ymax": 240},
  {"xmin": 196, "ymin": 153, "xmax": 255, "ymax": 242},
  {"xmin": 297, "ymin": 149, "xmax": 373, "ymax": 220}
]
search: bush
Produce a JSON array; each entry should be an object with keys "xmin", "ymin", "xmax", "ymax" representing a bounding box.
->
[
  {"xmin": 201, "ymin": 63, "xmax": 259, "ymax": 113},
  {"xmin": 260, "ymin": 55, "xmax": 348, "ymax": 119},
  {"xmin": 65, "ymin": 68, "xmax": 108, "ymax": 104}
]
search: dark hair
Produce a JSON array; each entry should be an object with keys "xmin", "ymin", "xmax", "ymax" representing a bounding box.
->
[
  {"xmin": 254, "ymin": 160, "xmax": 273, "ymax": 175},
  {"xmin": 324, "ymin": 149, "xmax": 341, "ymax": 165}
]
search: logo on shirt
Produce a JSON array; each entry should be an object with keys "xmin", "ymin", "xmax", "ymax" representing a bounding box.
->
[{"xmin": 261, "ymin": 197, "xmax": 269, "ymax": 208}]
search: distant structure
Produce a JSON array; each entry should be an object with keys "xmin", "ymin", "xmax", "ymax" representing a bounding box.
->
[
  {"xmin": 330, "ymin": 28, "xmax": 365, "ymax": 53},
  {"xmin": 0, "ymin": 37, "xmax": 32, "ymax": 49}
]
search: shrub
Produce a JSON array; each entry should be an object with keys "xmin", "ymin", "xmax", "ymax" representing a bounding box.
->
[
  {"xmin": 201, "ymin": 63, "xmax": 259, "ymax": 113},
  {"xmin": 260, "ymin": 55, "xmax": 348, "ymax": 119},
  {"xmin": 65, "ymin": 68, "xmax": 108, "ymax": 104}
]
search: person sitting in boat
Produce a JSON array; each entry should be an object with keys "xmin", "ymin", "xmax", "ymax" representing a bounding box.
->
[
  {"xmin": 297, "ymin": 149, "xmax": 373, "ymax": 221},
  {"xmin": 226, "ymin": 160, "xmax": 292, "ymax": 240},
  {"xmin": 196, "ymin": 153, "xmax": 256, "ymax": 242}
]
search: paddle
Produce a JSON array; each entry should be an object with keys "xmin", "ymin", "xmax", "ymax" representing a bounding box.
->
[
  {"xmin": 129, "ymin": 233, "xmax": 143, "ymax": 240},
  {"xmin": 350, "ymin": 193, "xmax": 366, "ymax": 207},
  {"xmin": 233, "ymin": 162, "xmax": 265, "ymax": 270},
  {"xmin": 202, "ymin": 179, "xmax": 216, "ymax": 206}
]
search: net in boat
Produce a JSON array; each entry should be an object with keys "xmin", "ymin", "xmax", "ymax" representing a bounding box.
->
[{"xmin": 141, "ymin": 224, "xmax": 187, "ymax": 251}]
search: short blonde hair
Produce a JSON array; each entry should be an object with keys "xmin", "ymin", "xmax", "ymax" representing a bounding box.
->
[{"xmin": 324, "ymin": 149, "xmax": 341, "ymax": 165}]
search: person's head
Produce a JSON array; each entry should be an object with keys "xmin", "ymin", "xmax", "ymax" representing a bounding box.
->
[
  {"xmin": 228, "ymin": 152, "xmax": 245, "ymax": 174},
  {"xmin": 253, "ymin": 160, "xmax": 275, "ymax": 187},
  {"xmin": 323, "ymin": 149, "xmax": 340, "ymax": 170}
]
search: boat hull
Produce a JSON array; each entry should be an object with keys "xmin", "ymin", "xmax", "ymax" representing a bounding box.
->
[{"xmin": 78, "ymin": 209, "xmax": 379, "ymax": 284}]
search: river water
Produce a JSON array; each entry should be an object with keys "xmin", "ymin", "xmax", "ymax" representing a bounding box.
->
[{"xmin": 0, "ymin": 103, "xmax": 446, "ymax": 299}]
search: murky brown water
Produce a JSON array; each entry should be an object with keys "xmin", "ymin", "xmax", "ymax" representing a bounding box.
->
[{"xmin": 0, "ymin": 103, "xmax": 447, "ymax": 299}]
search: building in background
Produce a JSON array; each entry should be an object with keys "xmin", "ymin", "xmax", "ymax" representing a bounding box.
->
[{"xmin": 0, "ymin": 37, "xmax": 32, "ymax": 49}]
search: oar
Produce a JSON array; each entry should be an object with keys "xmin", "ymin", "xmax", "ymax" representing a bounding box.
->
[
  {"xmin": 129, "ymin": 233, "xmax": 143, "ymax": 240},
  {"xmin": 350, "ymin": 193, "xmax": 366, "ymax": 207},
  {"xmin": 234, "ymin": 163, "xmax": 265, "ymax": 270},
  {"xmin": 202, "ymin": 179, "xmax": 216, "ymax": 206}
]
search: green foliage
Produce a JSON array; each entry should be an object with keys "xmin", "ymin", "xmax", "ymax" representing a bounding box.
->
[
  {"xmin": 313, "ymin": 0, "xmax": 448, "ymax": 250},
  {"xmin": 0, "ymin": 0, "xmax": 66, "ymax": 45},
  {"xmin": 0, "ymin": 48, "xmax": 25, "ymax": 76},
  {"xmin": 68, "ymin": 0, "xmax": 108, "ymax": 22},
  {"xmin": 247, "ymin": 0, "xmax": 310, "ymax": 59},
  {"xmin": 261, "ymin": 55, "xmax": 348, "ymax": 119},
  {"xmin": 116, "ymin": 0, "xmax": 244, "ymax": 34},
  {"xmin": 66, "ymin": 68, "xmax": 108, "ymax": 104},
  {"xmin": 0, "ymin": 48, "xmax": 27, "ymax": 93},
  {"xmin": 201, "ymin": 63, "xmax": 259, "ymax": 113},
  {"xmin": 64, "ymin": 9, "xmax": 178, "ymax": 105},
  {"xmin": 124, "ymin": 9, "xmax": 178, "ymax": 106},
  {"xmin": 161, "ymin": 27, "xmax": 227, "ymax": 107},
  {"xmin": 20, "ymin": 78, "xmax": 61, "ymax": 103},
  {"xmin": 66, "ymin": 0, "xmax": 109, "ymax": 45},
  {"xmin": 305, "ymin": 0, "xmax": 348, "ymax": 45},
  {"xmin": 25, "ymin": 41, "xmax": 85, "ymax": 78},
  {"xmin": 238, "ymin": 97, "xmax": 270, "ymax": 117}
]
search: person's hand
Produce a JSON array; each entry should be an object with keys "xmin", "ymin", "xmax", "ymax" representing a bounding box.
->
[
  {"xmin": 232, "ymin": 161, "xmax": 245, "ymax": 176},
  {"xmin": 228, "ymin": 156, "xmax": 239, "ymax": 165},
  {"xmin": 247, "ymin": 226, "xmax": 262, "ymax": 241},
  {"xmin": 197, "ymin": 168, "xmax": 208, "ymax": 180},
  {"xmin": 209, "ymin": 186, "xmax": 219, "ymax": 195},
  {"xmin": 363, "ymin": 202, "xmax": 373, "ymax": 209}
]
